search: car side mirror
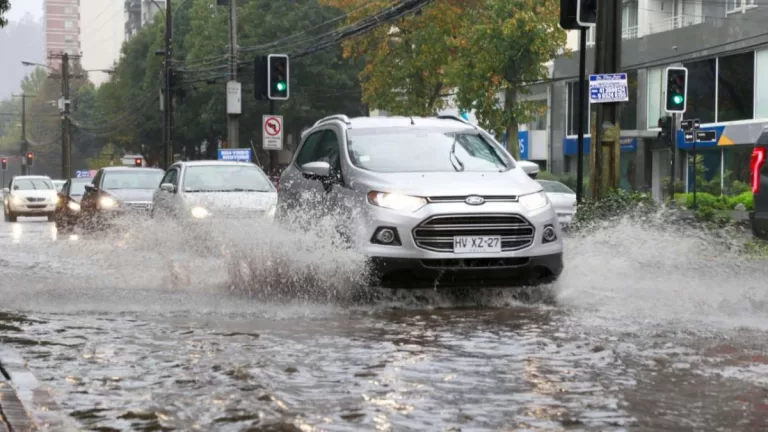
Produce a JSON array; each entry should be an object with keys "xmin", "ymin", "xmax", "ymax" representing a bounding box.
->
[
  {"xmin": 160, "ymin": 183, "xmax": 176, "ymax": 193},
  {"xmin": 84, "ymin": 184, "xmax": 95, "ymax": 192},
  {"xmin": 518, "ymin": 161, "xmax": 540, "ymax": 179},
  {"xmin": 301, "ymin": 161, "xmax": 331, "ymax": 178}
]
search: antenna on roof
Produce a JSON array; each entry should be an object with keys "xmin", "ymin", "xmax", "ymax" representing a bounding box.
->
[{"xmin": 409, "ymin": 116, "xmax": 415, "ymax": 125}]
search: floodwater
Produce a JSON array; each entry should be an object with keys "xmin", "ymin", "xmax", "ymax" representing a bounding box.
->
[{"xmin": 1, "ymin": 214, "xmax": 768, "ymax": 431}]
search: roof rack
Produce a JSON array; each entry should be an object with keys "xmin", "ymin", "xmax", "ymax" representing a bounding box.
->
[
  {"xmin": 436, "ymin": 115, "xmax": 477, "ymax": 128},
  {"xmin": 314, "ymin": 114, "xmax": 352, "ymax": 127}
]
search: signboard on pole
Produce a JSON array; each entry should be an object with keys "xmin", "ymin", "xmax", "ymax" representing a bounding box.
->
[
  {"xmin": 263, "ymin": 115, "xmax": 283, "ymax": 150},
  {"xmin": 75, "ymin": 170, "xmax": 93, "ymax": 178},
  {"xmin": 588, "ymin": 73, "xmax": 629, "ymax": 104},
  {"xmin": 217, "ymin": 148, "xmax": 252, "ymax": 162}
]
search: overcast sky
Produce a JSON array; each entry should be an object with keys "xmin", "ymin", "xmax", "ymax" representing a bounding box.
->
[{"xmin": 7, "ymin": 0, "xmax": 43, "ymax": 22}]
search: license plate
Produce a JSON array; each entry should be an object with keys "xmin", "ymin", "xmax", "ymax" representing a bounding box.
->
[{"xmin": 453, "ymin": 236, "xmax": 502, "ymax": 253}]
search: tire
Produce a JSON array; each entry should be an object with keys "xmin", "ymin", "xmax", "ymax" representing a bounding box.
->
[
  {"xmin": 47, "ymin": 213, "xmax": 55, "ymax": 222},
  {"xmin": 7, "ymin": 211, "xmax": 17, "ymax": 223}
]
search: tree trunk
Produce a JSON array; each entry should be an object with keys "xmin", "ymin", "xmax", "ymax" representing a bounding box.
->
[{"xmin": 504, "ymin": 86, "xmax": 520, "ymax": 159}]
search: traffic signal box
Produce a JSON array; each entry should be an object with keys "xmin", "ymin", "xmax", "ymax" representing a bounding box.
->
[
  {"xmin": 25, "ymin": 152, "xmax": 33, "ymax": 167},
  {"xmin": 1, "ymin": 158, "xmax": 6, "ymax": 170},
  {"xmin": 134, "ymin": 158, "xmax": 142, "ymax": 167},
  {"xmin": 268, "ymin": 54, "xmax": 289, "ymax": 100},
  {"xmin": 665, "ymin": 67, "xmax": 688, "ymax": 113}
]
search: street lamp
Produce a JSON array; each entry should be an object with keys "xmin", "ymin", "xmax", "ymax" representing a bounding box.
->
[{"xmin": 21, "ymin": 60, "xmax": 55, "ymax": 71}]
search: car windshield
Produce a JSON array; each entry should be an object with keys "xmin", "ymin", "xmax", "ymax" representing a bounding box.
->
[
  {"xmin": 538, "ymin": 180, "xmax": 574, "ymax": 194},
  {"xmin": 182, "ymin": 165, "xmax": 274, "ymax": 192},
  {"xmin": 102, "ymin": 170, "xmax": 164, "ymax": 189},
  {"xmin": 13, "ymin": 179, "xmax": 54, "ymax": 190},
  {"xmin": 70, "ymin": 180, "xmax": 90, "ymax": 196},
  {"xmin": 347, "ymin": 128, "xmax": 510, "ymax": 173}
]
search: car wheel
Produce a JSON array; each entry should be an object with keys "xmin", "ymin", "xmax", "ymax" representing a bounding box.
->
[
  {"xmin": 7, "ymin": 211, "xmax": 17, "ymax": 223},
  {"xmin": 47, "ymin": 213, "xmax": 55, "ymax": 222}
]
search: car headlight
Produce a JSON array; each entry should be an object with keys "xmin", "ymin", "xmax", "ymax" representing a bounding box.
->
[
  {"xmin": 11, "ymin": 196, "xmax": 24, "ymax": 206},
  {"xmin": 367, "ymin": 191, "xmax": 427, "ymax": 213},
  {"xmin": 99, "ymin": 196, "xmax": 118, "ymax": 208},
  {"xmin": 67, "ymin": 201, "xmax": 81, "ymax": 212},
  {"xmin": 190, "ymin": 206, "xmax": 210, "ymax": 219},
  {"xmin": 519, "ymin": 191, "xmax": 549, "ymax": 211}
]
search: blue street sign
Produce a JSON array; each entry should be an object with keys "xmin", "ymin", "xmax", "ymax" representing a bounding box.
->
[
  {"xmin": 589, "ymin": 73, "xmax": 629, "ymax": 104},
  {"xmin": 518, "ymin": 131, "xmax": 529, "ymax": 160},
  {"xmin": 217, "ymin": 148, "xmax": 252, "ymax": 162},
  {"xmin": 75, "ymin": 170, "xmax": 91, "ymax": 178}
]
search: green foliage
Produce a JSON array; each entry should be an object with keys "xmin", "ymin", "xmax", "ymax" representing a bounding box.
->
[
  {"xmin": 674, "ymin": 191, "xmax": 754, "ymax": 211},
  {"xmin": 728, "ymin": 191, "xmax": 754, "ymax": 210},
  {"xmin": 570, "ymin": 189, "xmax": 658, "ymax": 232},
  {"xmin": 0, "ymin": 0, "xmax": 8, "ymax": 28},
  {"xmin": 728, "ymin": 180, "xmax": 751, "ymax": 196}
]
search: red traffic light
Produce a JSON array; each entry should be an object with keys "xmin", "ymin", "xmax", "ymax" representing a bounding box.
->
[
  {"xmin": 134, "ymin": 158, "xmax": 142, "ymax": 166},
  {"xmin": 1, "ymin": 158, "xmax": 6, "ymax": 163},
  {"xmin": 26, "ymin": 152, "xmax": 32, "ymax": 158}
]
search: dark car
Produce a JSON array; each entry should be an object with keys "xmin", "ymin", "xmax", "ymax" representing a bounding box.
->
[
  {"xmin": 79, "ymin": 167, "xmax": 164, "ymax": 230},
  {"xmin": 751, "ymin": 143, "xmax": 767, "ymax": 240},
  {"xmin": 53, "ymin": 177, "xmax": 93, "ymax": 232}
]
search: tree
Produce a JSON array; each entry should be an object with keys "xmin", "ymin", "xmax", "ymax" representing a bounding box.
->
[{"xmin": 0, "ymin": 0, "xmax": 9, "ymax": 28}]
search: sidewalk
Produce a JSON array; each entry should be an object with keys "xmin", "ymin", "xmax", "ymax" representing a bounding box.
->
[{"xmin": 0, "ymin": 346, "xmax": 79, "ymax": 431}]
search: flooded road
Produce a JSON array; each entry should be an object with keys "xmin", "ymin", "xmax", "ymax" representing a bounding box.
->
[{"xmin": 2, "ymin": 216, "xmax": 768, "ymax": 431}]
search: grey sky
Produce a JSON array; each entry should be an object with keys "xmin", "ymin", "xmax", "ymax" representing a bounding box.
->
[{"xmin": 7, "ymin": 0, "xmax": 44, "ymax": 22}]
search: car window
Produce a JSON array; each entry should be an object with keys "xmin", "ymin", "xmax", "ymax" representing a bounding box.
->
[
  {"xmin": 182, "ymin": 165, "xmax": 274, "ymax": 192},
  {"xmin": 161, "ymin": 169, "xmax": 178, "ymax": 186},
  {"xmin": 12, "ymin": 179, "xmax": 54, "ymax": 190},
  {"xmin": 347, "ymin": 128, "xmax": 509, "ymax": 173},
  {"xmin": 102, "ymin": 171, "xmax": 164, "ymax": 189},
  {"xmin": 296, "ymin": 130, "xmax": 336, "ymax": 168},
  {"xmin": 69, "ymin": 180, "xmax": 89, "ymax": 196},
  {"xmin": 538, "ymin": 180, "xmax": 575, "ymax": 194}
]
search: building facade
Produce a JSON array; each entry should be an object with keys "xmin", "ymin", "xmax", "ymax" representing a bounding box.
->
[
  {"xmin": 549, "ymin": 0, "xmax": 764, "ymax": 200},
  {"xmin": 44, "ymin": 0, "xmax": 81, "ymax": 65},
  {"xmin": 125, "ymin": 0, "xmax": 165, "ymax": 42}
]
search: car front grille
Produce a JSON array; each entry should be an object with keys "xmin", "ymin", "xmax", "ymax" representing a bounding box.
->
[
  {"xmin": 26, "ymin": 197, "xmax": 46, "ymax": 203},
  {"xmin": 426, "ymin": 195, "xmax": 518, "ymax": 203},
  {"xmin": 412, "ymin": 214, "xmax": 535, "ymax": 253},
  {"xmin": 124, "ymin": 202, "xmax": 152, "ymax": 211}
]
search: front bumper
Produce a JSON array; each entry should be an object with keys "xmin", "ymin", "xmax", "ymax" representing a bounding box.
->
[{"xmin": 7, "ymin": 200, "xmax": 56, "ymax": 215}]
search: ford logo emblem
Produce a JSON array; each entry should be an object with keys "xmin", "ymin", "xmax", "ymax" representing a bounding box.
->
[{"xmin": 465, "ymin": 195, "xmax": 485, "ymax": 206}]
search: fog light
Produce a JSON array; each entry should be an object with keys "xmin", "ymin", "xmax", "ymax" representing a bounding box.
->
[
  {"xmin": 542, "ymin": 225, "xmax": 557, "ymax": 243},
  {"xmin": 375, "ymin": 228, "xmax": 396, "ymax": 244}
]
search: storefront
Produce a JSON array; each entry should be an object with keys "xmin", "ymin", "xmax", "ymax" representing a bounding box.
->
[{"xmin": 562, "ymin": 136, "xmax": 639, "ymax": 191}]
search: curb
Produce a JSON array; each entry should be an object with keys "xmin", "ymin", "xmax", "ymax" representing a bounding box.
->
[{"xmin": 0, "ymin": 346, "xmax": 79, "ymax": 431}]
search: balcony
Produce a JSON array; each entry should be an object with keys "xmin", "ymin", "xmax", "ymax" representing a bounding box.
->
[{"xmin": 648, "ymin": 14, "xmax": 702, "ymax": 34}]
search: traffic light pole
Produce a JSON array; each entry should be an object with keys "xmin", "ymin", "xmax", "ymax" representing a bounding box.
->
[
  {"xmin": 269, "ymin": 99, "xmax": 276, "ymax": 176},
  {"xmin": 12, "ymin": 93, "xmax": 34, "ymax": 175},
  {"xmin": 227, "ymin": 0, "xmax": 240, "ymax": 149},
  {"xmin": 575, "ymin": 27, "xmax": 587, "ymax": 203},
  {"xmin": 589, "ymin": 0, "xmax": 622, "ymax": 200},
  {"xmin": 669, "ymin": 113, "xmax": 677, "ymax": 201},
  {"xmin": 62, "ymin": 52, "xmax": 72, "ymax": 179}
]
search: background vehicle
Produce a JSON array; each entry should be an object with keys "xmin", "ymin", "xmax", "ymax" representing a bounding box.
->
[
  {"xmin": 79, "ymin": 167, "xmax": 164, "ymax": 229},
  {"xmin": 3, "ymin": 175, "xmax": 57, "ymax": 222},
  {"xmin": 152, "ymin": 161, "xmax": 277, "ymax": 221},
  {"xmin": 54, "ymin": 177, "xmax": 92, "ymax": 232},
  {"xmin": 537, "ymin": 180, "xmax": 577, "ymax": 227},
  {"xmin": 52, "ymin": 180, "xmax": 66, "ymax": 192},
  {"xmin": 751, "ymin": 143, "xmax": 767, "ymax": 239},
  {"xmin": 278, "ymin": 115, "xmax": 563, "ymax": 289}
]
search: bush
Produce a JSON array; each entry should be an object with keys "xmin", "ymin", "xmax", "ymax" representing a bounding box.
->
[
  {"xmin": 673, "ymin": 192, "xmax": 730, "ymax": 210},
  {"xmin": 729, "ymin": 180, "xmax": 751, "ymax": 196},
  {"xmin": 570, "ymin": 189, "xmax": 658, "ymax": 232},
  {"xmin": 727, "ymin": 191, "xmax": 754, "ymax": 211}
]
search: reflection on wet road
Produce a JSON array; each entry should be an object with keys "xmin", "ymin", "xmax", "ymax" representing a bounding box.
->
[{"xmin": 2, "ymin": 216, "xmax": 768, "ymax": 430}]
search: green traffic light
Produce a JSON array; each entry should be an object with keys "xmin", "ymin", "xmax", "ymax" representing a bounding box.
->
[
  {"xmin": 276, "ymin": 82, "xmax": 286, "ymax": 92},
  {"xmin": 672, "ymin": 94, "xmax": 684, "ymax": 105}
]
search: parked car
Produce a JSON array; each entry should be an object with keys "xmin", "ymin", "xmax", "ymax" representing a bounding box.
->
[
  {"xmin": 3, "ymin": 175, "xmax": 58, "ymax": 222},
  {"xmin": 53, "ymin": 177, "xmax": 92, "ymax": 232},
  {"xmin": 277, "ymin": 114, "xmax": 563, "ymax": 289},
  {"xmin": 750, "ymin": 143, "xmax": 767, "ymax": 240},
  {"xmin": 151, "ymin": 160, "xmax": 277, "ymax": 222},
  {"xmin": 537, "ymin": 180, "xmax": 577, "ymax": 227},
  {"xmin": 79, "ymin": 167, "xmax": 164, "ymax": 230}
]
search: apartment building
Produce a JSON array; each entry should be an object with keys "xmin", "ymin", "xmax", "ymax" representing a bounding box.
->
[
  {"xmin": 549, "ymin": 0, "xmax": 765, "ymax": 200},
  {"xmin": 44, "ymin": 0, "xmax": 81, "ymax": 65},
  {"xmin": 125, "ymin": 0, "xmax": 165, "ymax": 42}
]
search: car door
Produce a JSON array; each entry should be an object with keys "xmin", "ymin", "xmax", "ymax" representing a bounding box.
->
[
  {"xmin": 280, "ymin": 129, "xmax": 335, "ymax": 218},
  {"xmin": 153, "ymin": 166, "xmax": 180, "ymax": 217},
  {"xmin": 55, "ymin": 180, "xmax": 70, "ymax": 218}
]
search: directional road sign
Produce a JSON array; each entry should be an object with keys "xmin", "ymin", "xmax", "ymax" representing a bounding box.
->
[{"xmin": 263, "ymin": 115, "xmax": 283, "ymax": 150}]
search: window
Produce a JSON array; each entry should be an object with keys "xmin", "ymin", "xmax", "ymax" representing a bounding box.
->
[
  {"xmin": 69, "ymin": 180, "xmax": 90, "ymax": 196},
  {"xmin": 528, "ymin": 100, "xmax": 547, "ymax": 130},
  {"xmin": 65, "ymin": 6, "xmax": 72, "ymax": 14},
  {"xmin": 727, "ymin": 0, "xmax": 756, "ymax": 14},
  {"xmin": 620, "ymin": 70, "xmax": 638, "ymax": 130},
  {"xmin": 538, "ymin": 180, "xmax": 574, "ymax": 194},
  {"xmin": 182, "ymin": 165, "xmax": 273, "ymax": 192},
  {"xmin": 64, "ymin": 20, "xmax": 73, "ymax": 29},
  {"xmin": 647, "ymin": 67, "xmax": 663, "ymax": 128},
  {"xmin": 161, "ymin": 169, "xmax": 178, "ymax": 186},
  {"xmin": 682, "ymin": 59, "xmax": 716, "ymax": 124},
  {"xmin": 756, "ymin": 50, "xmax": 768, "ymax": 119},
  {"xmin": 102, "ymin": 170, "xmax": 164, "ymax": 189},
  {"xmin": 622, "ymin": 1, "xmax": 638, "ymax": 38},
  {"xmin": 64, "ymin": 34, "xmax": 73, "ymax": 43},
  {"xmin": 13, "ymin": 179, "xmax": 54, "ymax": 190},
  {"xmin": 347, "ymin": 128, "xmax": 510, "ymax": 173},
  {"xmin": 717, "ymin": 52, "xmax": 754, "ymax": 122},
  {"xmin": 295, "ymin": 130, "xmax": 341, "ymax": 172}
]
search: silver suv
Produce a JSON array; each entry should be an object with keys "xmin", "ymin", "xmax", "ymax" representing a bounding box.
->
[{"xmin": 277, "ymin": 115, "xmax": 564, "ymax": 288}]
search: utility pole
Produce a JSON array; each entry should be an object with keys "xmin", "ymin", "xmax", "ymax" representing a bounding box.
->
[
  {"xmin": 12, "ymin": 94, "xmax": 35, "ymax": 175},
  {"xmin": 159, "ymin": 0, "xmax": 173, "ymax": 169},
  {"xmin": 589, "ymin": 1, "xmax": 622, "ymax": 199},
  {"xmin": 227, "ymin": 0, "xmax": 240, "ymax": 149},
  {"xmin": 48, "ymin": 52, "xmax": 79, "ymax": 179}
]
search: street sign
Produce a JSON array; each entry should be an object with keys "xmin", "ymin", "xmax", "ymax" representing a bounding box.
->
[
  {"xmin": 696, "ymin": 130, "xmax": 716, "ymax": 142},
  {"xmin": 217, "ymin": 148, "xmax": 252, "ymax": 162},
  {"xmin": 694, "ymin": 119, "xmax": 700, "ymax": 129},
  {"xmin": 684, "ymin": 131, "xmax": 695, "ymax": 143},
  {"xmin": 75, "ymin": 170, "xmax": 92, "ymax": 178},
  {"xmin": 588, "ymin": 73, "xmax": 629, "ymax": 104},
  {"xmin": 263, "ymin": 115, "xmax": 283, "ymax": 150}
]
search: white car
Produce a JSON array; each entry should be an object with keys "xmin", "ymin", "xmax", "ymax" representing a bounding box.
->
[
  {"xmin": 152, "ymin": 161, "xmax": 278, "ymax": 222},
  {"xmin": 3, "ymin": 175, "xmax": 58, "ymax": 222},
  {"xmin": 537, "ymin": 180, "xmax": 577, "ymax": 226}
]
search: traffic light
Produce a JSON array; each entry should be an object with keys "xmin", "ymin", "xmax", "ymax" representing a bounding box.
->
[
  {"xmin": 254, "ymin": 56, "xmax": 268, "ymax": 101},
  {"xmin": 559, "ymin": 0, "xmax": 580, "ymax": 30},
  {"xmin": 665, "ymin": 67, "xmax": 688, "ymax": 113},
  {"xmin": 576, "ymin": 0, "xmax": 597, "ymax": 27},
  {"xmin": 1, "ymin": 158, "xmax": 6, "ymax": 171},
  {"xmin": 134, "ymin": 158, "xmax": 142, "ymax": 167},
  {"xmin": 267, "ymin": 54, "xmax": 289, "ymax": 100},
  {"xmin": 26, "ymin": 152, "xmax": 33, "ymax": 167},
  {"xmin": 658, "ymin": 116, "xmax": 673, "ymax": 144}
]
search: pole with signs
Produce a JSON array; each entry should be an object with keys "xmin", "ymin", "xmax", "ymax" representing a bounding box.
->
[
  {"xmin": 588, "ymin": 73, "xmax": 629, "ymax": 198},
  {"xmin": 681, "ymin": 118, "xmax": 714, "ymax": 209}
]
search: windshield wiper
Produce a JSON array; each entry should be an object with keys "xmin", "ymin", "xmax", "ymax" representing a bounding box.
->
[{"xmin": 449, "ymin": 135, "xmax": 465, "ymax": 172}]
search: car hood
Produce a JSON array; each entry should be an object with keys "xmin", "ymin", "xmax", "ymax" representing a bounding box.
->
[
  {"xmin": 366, "ymin": 170, "xmax": 542, "ymax": 197},
  {"xmin": 546, "ymin": 193, "xmax": 577, "ymax": 211},
  {"xmin": 11, "ymin": 189, "xmax": 56, "ymax": 199},
  {"xmin": 183, "ymin": 192, "xmax": 277, "ymax": 211},
  {"xmin": 104, "ymin": 189, "xmax": 155, "ymax": 202}
]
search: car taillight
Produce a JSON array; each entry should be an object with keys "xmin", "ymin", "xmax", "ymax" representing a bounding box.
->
[{"xmin": 751, "ymin": 147, "xmax": 766, "ymax": 194}]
